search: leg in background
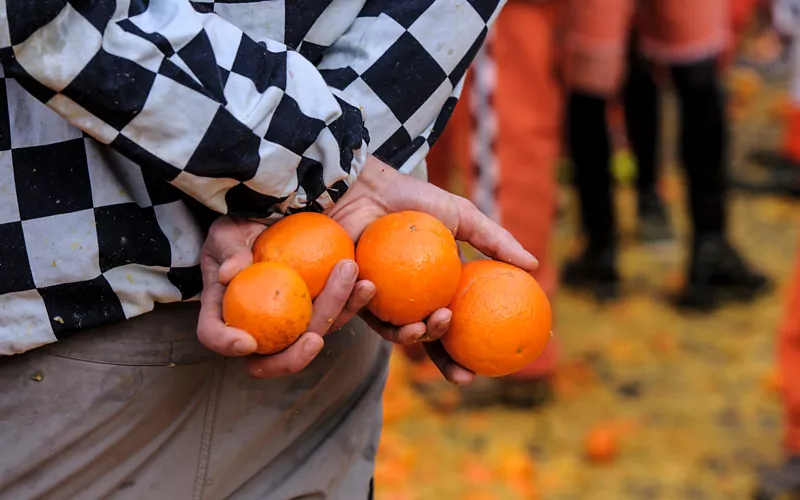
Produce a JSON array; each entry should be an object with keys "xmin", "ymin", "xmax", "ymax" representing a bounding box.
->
[
  {"xmin": 623, "ymin": 34, "xmax": 675, "ymax": 243},
  {"xmin": 636, "ymin": 0, "xmax": 770, "ymax": 310},
  {"xmin": 561, "ymin": 90, "xmax": 620, "ymax": 300},
  {"xmin": 671, "ymin": 59, "xmax": 728, "ymax": 240},
  {"xmin": 670, "ymin": 57, "xmax": 770, "ymax": 310},
  {"xmin": 560, "ymin": 0, "xmax": 632, "ymax": 301}
]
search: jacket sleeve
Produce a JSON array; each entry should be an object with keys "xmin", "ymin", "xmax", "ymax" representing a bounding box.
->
[{"xmin": 0, "ymin": 0, "xmax": 368, "ymax": 218}]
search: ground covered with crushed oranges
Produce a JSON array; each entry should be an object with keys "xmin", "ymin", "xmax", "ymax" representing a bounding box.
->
[{"xmin": 375, "ymin": 70, "xmax": 799, "ymax": 500}]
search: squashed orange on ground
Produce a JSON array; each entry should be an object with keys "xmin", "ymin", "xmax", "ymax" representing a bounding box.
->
[
  {"xmin": 222, "ymin": 262, "xmax": 312, "ymax": 355},
  {"xmin": 584, "ymin": 426, "xmax": 620, "ymax": 464},
  {"xmin": 443, "ymin": 260, "xmax": 552, "ymax": 377},
  {"xmin": 253, "ymin": 212, "xmax": 354, "ymax": 299},
  {"xmin": 356, "ymin": 211, "xmax": 461, "ymax": 325}
]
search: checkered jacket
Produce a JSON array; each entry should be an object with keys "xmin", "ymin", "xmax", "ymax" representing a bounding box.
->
[{"xmin": 0, "ymin": 0, "xmax": 503, "ymax": 355}]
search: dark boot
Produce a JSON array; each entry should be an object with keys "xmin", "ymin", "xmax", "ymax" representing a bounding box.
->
[
  {"xmin": 637, "ymin": 190, "xmax": 675, "ymax": 243},
  {"xmin": 562, "ymin": 244, "xmax": 620, "ymax": 302},
  {"xmin": 677, "ymin": 235, "xmax": 771, "ymax": 311},
  {"xmin": 752, "ymin": 456, "xmax": 800, "ymax": 500}
]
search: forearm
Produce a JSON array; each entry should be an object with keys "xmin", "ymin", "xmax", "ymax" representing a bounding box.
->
[{"xmin": 1, "ymin": 0, "xmax": 367, "ymax": 217}]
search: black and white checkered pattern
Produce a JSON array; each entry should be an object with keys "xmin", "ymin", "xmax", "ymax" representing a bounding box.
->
[{"xmin": 0, "ymin": 0, "xmax": 504, "ymax": 354}]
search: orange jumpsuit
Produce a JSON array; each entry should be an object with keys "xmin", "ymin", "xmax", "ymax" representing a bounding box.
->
[
  {"xmin": 563, "ymin": 0, "xmax": 730, "ymax": 97},
  {"xmin": 425, "ymin": 0, "xmax": 564, "ymax": 378},
  {"xmin": 779, "ymin": 244, "xmax": 800, "ymax": 456},
  {"xmin": 774, "ymin": 1, "xmax": 800, "ymax": 455},
  {"xmin": 724, "ymin": 0, "xmax": 800, "ymax": 458}
]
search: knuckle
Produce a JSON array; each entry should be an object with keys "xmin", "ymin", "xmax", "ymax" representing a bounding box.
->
[
  {"xmin": 318, "ymin": 283, "xmax": 351, "ymax": 306},
  {"xmin": 282, "ymin": 359, "xmax": 304, "ymax": 376},
  {"xmin": 197, "ymin": 323, "xmax": 229, "ymax": 355},
  {"xmin": 331, "ymin": 289, "xmax": 352, "ymax": 306},
  {"xmin": 196, "ymin": 325, "xmax": 213, "ymax": 348},
  {"xmin": 455, "ymin": 196, "xmax": 476, "ymax": 213},
  {"xmin": 350, "ymin": 293, "xmax": 371, "ymax": 311},
  {"xmin": 385, "ymin": 328, "xmax": 403, "ymax": 344}
]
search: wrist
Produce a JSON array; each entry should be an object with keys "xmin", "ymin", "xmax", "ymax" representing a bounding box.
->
[
  {"xmin": 358, "ymin": 155, "xmax": 393, "ymax": 195},
  {"xmin": 324, "ymin": 155, "xmax": 393, "ymax": 219}
]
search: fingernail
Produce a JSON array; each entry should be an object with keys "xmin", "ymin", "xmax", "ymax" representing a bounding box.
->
[
  {"xmin": 340, "ymin": 261, "xmax": 358, "ymax": 283},
  {"xmin": 526, "ymin": 251, "xmax": 539, "ymax": 266},
  {"xmin": 452, "ymin": 371, "xmax": 472, "ymax": 386},
  {"xmin": 233, "ymin": 337, "xmax": 257, "ymax": 356},
  {"xmin": 302, "ymin": 338, "xmax": 324, "ymax": 357},
  {"xmin": 358, "ymin": 284, "xmax": 375, "ymax": 301},
  {"xmin": 410, "ymin": 329, "xmax": 426, "ymax": 343},
  {"xmin": 438, "ymin": 318, "xmax": 451, "ymax": 332}
]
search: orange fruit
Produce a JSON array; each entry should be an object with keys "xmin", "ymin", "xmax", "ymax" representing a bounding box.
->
[
  {"xmin": 584, "ymin": 426, "xmax": 619, "ymax": 463},
  {"xmin": 442, "ymin": 260, "xmax": 552, "ymax": 377},
  {"xmin": 222, "ymin": 262, "xmax": 312, "ymax": 355},
  {"xmin": 253, "ymin": 212, "xmax": 354, "ymax": 299},
  {"xmin": 356, "ymin": 211, "xmax": 461, "ymax": 325}
]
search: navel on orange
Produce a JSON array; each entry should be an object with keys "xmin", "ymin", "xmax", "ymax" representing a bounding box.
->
[
  {"xmin": 222, "ymin": 262, "xmax": 312, "ymax": 355},
  {"xmin": 442, "ymin": 259, "xmax": 552, "ymax": 377},
  {"xmin": 253, "ymin": 212, "xmax": 354, "ymax": 299},
  {"xmin": 356, "ymin": 211, "xmax": 461, "ymax": 325}
]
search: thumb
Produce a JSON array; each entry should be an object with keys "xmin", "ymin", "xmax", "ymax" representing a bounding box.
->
[{"xmin": 218, "ymin": 248, "xmax": 254, "ymax": 285}]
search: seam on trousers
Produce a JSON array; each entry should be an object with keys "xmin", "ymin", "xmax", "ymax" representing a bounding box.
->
[
  {"xmin": 194, "ymin": 356, "xmax": 226, "ymax": 500},
  {"xmin": 41, "ymin": 351, "xmax": 213, "ymax": 367}
]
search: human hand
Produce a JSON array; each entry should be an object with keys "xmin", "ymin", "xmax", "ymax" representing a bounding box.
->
[
  {"xmin": 326, "ymin": 156, "xmax": 539, "ymax": 385},
  {"xmin": 198, "ymin": 216, "xmax": 376, "ymax": 378}
]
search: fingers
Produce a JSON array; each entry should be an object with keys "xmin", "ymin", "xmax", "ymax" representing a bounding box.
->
[
  {"xmin": 244, "ymin": 332, "xmax": 325, "ymax": 379},
  {"xmin": 360, "ymin": 310, "xmax": 427, "ymax": 344},
  {"xmin": 454, "ymin": 197, "xmax": 539, "ymax": 272},
  {"xmin": 424, "ymin": 341, "xmax": 475, "ymax": 385},
  {"xmin": 243, "ymin": 261, "xmax": 366, "ymax": 380},
  {"xmin": 218, "ymin": 250, "xmax": 254, "ymax": 285},
  {"xmin": 330, "ymin": 280, "xmax": 376, "ymax": 332},
  {"xmin": 197, "ymin": 282, "xmax": 258, "ymax": 357},
  {"xmin": 308, "ymin": 260, "xmax": 358, "ymax": 334},
  {"xmin": 360, "ymin": 308, "xmax": 451, "ymax": 344},
  {"xmin": 422, "ymin": 308, "xmax": 452, "ymax": 342},
  {"xmin": 204, "ymin": 216, "xmax": 268, "ymax": 284}
]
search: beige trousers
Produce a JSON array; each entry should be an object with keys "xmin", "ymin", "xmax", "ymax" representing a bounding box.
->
[{"xmin": 0, "ymin": 302, "xmax": 390, "ymax": 500}]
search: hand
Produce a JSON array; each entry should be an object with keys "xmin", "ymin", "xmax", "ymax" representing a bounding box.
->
[
  {"xmin": 198, "ymin": 216, "xmax": 376, "ymax": 378},
  {"xmin": 326, "ymin": 156, "xmax": 539, "ymax": 385}
]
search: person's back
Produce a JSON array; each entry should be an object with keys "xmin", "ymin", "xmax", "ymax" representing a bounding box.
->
[{"xmin": 0, "ymin": 1, "xmax": 536, "ymax": 498}]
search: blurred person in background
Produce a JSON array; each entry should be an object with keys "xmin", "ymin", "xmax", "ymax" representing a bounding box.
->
[
  {"xmin": 740, "ymin": 0, "xmax": 800, "ymax": 197},
  {"xmin": 754, "ymin": 237, "xmax": 800, "ymax": 497},
  {"xmin": 562, "ymin": 0, "xmax": 770, "ymax": 310},
  {"xmin": 408, "ymin": 0, "xmax": 564, "ymax": 408},
  {"xmin": 614, "ymin": 0, "xmax": 760, "ymax": 244},
  {"xmin": 752, "ymin": 2, "xmax": 800, "ymax": 498}
]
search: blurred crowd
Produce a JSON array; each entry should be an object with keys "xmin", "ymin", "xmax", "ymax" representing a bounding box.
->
[{"xmin": 401, "ymin": 0, "xmax": 800, "ymax": 496}]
